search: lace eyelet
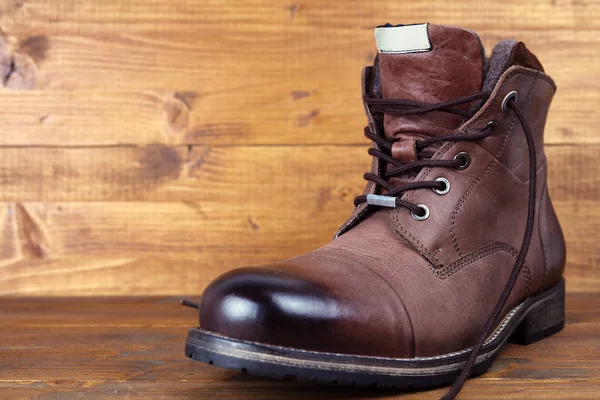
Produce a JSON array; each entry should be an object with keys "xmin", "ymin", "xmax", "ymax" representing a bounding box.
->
[
  {"xmin": 411, "ymin": 204, "xmax": 430, "ymax": 221},
  {"xmin": 485, "ymin": 120, "xmax": 498, "ymax": 131},
  {"xmin": 502, "ymin": 91, "xmax": 519, "ymax": 113},
  {"xmin": 454, "ymin": 152, "xmax": 471, "ymax": 170},
  {"xmin": 433, "ymin": 177, "xmax": 450, "ymax": 195}
]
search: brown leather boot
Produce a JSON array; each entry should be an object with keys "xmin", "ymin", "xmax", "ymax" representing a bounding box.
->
[{"xmin": 184, "ymin": 23, "xmax": 566, "ymax": 398}]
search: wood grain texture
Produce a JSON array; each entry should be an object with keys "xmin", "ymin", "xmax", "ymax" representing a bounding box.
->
[
  {"xmin": 0, "ymin": 201, "xmax": 596, "ymax": 295},
  {"xmin": 0, "ymin": 1, "xmax": 597, "ymax": 144},
  {"xmin": 0, "ymin": 145, "xmax": 592, "ymax": 202},
  {"xmin": 0, "ymin": 293, "xmax": 599, "ymax": 399},
  {"xmin": 0, "ymin": 0, "xmax": 596, "ymax": 295},
  {"xmin": 0, "ymin": 144, "xmax": 595, "ymax": 294},
  {"xmin": 0, "ymin": 88, "xmax": 592, "ymax": 146},
  {"xmin": 0, "ymin": 145, "xmax": 368, "ymax": 201}
]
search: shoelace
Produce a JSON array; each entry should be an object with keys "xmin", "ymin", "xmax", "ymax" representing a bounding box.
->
[
  {"xmin": 354, "ymin": 91, "xmax": 493, "ymax": 214},
  {"xmin": 357, "ymin": 92, "xmax": 537, "ymax": 400},
  {"xmin": 182, "ymin": 300, "xmax": 200, "ymax": 309}
]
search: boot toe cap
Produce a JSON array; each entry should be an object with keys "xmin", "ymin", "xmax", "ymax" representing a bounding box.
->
[
  {"xmin": 199, "ymin": 267, "xmax": 345, "ymax": 346},
  {"xmin": 199, "ymin": 266, "xmax": 414, "ymax": 357}
]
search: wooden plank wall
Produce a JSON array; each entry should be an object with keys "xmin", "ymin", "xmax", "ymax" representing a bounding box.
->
[{"xmin": 0, "ymin": 0, "xmax": 597, "ymax": 295}]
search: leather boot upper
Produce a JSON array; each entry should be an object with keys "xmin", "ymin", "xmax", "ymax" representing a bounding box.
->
[{"xmin": 198, "ymin": 24, "xmax": 566, "ymax": 359}]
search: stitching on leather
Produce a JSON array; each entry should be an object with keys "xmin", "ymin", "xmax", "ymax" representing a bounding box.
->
[
  {"xmin": 450, "ymin": 136, "xmax": 510, "ymax": 257},
  {"xmin": 433, "ymin": 242, "xmax": 517, "ymax": 278},
  {"xmin": 450, "ymin": 159, "xmax": 498, "ymax": 257},
  {"xmin": 522, "ymin": 263, "xmax": 531, "ymax": 297},
  {"xmin": 392, "ymin": 69, "xmax": 539, "ymax": 264},
  {"xmin": 432, "ymin": 240, "xmax": 530, "ymax": 292},
  {"xmin": 539, "ymin": 179, "xmax": 550, "ymax": 291},
  {"xmin": 431, "ymin": 240, "xmax": 531, "ymax": 296},
  {"xmin": 515, "ymin": 68, "xmax": 555, "ymax": 90},
  {"xmin": 395, "ymin": 221, "xmax": 443, "ymax": 266},
  {"xmin": 450, "ymin": 72, "xmax": 539, "ymax": 257},
  {"xmin": 450, "ymin": 74, "xmax": 535, "ymax": 256}
]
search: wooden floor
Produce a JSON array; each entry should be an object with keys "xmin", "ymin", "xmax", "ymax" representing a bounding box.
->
[{"xmin": 1, "ymin": 293, "xmax": 598, "ymax": 399}]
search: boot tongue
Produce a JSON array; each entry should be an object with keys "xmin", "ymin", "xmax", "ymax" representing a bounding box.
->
[{"xmin": 376, "ymin": 24, "xmax": 485, "ymax": 142}]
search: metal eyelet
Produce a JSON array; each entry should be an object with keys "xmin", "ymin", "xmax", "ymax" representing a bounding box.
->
[
  {"xmin": 433, "ymin": 177, "xmax": 450, "ymax": 195},
  {"xmin": 411, "ymin": 204, "xmax": 430, "ymax": 221},
  {"xmin": 485, "ymin": 120, "xmax": 498, "ymax": 131},
  {"xmin": 502, "ymin": 91, "xmax": 519, "ymax": 113},
  {"xmin": 454, "ymin": 152, "xmax": 471, "ymax": 170}
]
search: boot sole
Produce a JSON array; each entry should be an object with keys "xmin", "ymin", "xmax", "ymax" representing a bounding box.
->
[{"xmin": 185, "ymin": 278, "xmax": 565, "ymax": 389}]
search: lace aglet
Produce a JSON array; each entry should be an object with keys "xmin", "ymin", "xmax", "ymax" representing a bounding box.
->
[
  {"xmin": 181, "ymin": 300, "xmax": 200, "ymax": 309},
  {"xmin": 366, "ymin": 194, "xmax": 397, "ymax": 208}
]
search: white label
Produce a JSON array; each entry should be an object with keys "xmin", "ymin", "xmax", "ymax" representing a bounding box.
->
[{"xmin": 374, "ymin": 24, "xmax": 431, "ymax": 54}]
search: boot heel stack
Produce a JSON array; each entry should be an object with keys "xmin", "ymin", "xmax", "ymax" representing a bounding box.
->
[{"xmin": 509, "ymin": 279, "xmax": 565, "ymax": 346}]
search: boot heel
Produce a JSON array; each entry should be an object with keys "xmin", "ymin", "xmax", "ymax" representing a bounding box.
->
[{"xmin": 509, "ymin": 279, "xmax": 565, "ymax": 346}]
